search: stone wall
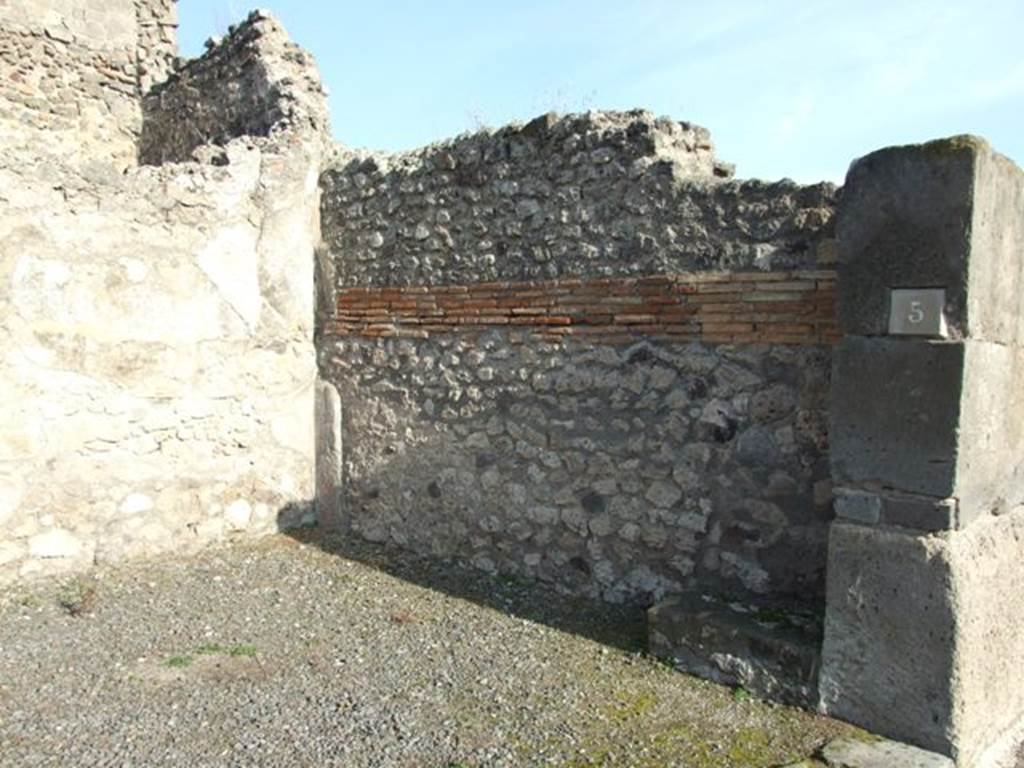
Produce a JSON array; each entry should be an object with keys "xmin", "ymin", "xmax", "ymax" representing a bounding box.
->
[
  {"xmin": 319, "ymin": 113, "xmax": 840, "ymax": 607},
  {"xmin": 0, "ymin": 0, "xmax": 177, "ymax": 165},
  {"xmin": 140, "ymin": 10, "xmax": 329, "ymax": 165},
  {"xmin": 0, "ymin": 12, "xmax": 328, "ymax": 584}
]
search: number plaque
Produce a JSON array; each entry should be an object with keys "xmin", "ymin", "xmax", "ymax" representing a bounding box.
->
[{"xmin": 888, "ymin": 288, "xmax": 947, "ymax": 337}]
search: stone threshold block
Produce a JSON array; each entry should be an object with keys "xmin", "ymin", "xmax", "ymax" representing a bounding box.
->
[
  {"xmin": 647, "ymin": 592, "xmax": 822, "ymax": 706},
  {"xmin": 778, "ymin": 736, "xmax": 956, "ymax": 767},
  {"xmin": 815, "ymin": 736, "xmax": 954, "ymax": 768},
  {"xmin": 819, "ymin": 512, "xmax": 1024, "ymax": 766}
]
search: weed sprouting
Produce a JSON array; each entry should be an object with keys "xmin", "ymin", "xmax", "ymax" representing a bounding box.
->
[
  {"xmin": 56, "ymin": 578, "xmax": 97, "ymax": 617},
  {"xmin": 195, "ymin": 643, "xmax": 226, "ymax": 655}
]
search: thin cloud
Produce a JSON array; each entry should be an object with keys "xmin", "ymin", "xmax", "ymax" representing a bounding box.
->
[
  {"xmin": 776, "ymin": 93, "xmax": 815, "ymax": 145},
  {"xmin": 960, "ymin": 61, "xmax": 1024, "ymax": 108}
]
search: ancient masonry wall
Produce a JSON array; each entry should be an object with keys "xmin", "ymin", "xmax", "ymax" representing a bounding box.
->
[
  {"xmin": 4, "ymin": 5, "xmax": 1024, "ymax": 761},
  {"xmin": 0, "ymin": 0, "xmax": 177, "ymax": 164},
  {"xmin": 0, "ymin": 12, "xmax": 330, "ymax": 583},
  {"xmin": 318, "ymin": 112, "xmax": 841, "ymax": 607}
]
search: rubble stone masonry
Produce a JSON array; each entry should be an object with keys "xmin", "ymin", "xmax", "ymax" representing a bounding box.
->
[{"xmin": 319, "ymin": 112, "xmax": 839, "ymax": 607}]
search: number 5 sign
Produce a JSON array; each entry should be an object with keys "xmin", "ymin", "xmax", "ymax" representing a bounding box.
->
[{"xmin": 888, "ymin": 288, "xmax": 948, "ymax": 337}]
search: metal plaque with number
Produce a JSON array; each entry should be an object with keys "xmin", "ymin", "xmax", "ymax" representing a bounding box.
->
[{"xmin": 888, "ymin": 288, "xmax": 948, "ymax": 337}]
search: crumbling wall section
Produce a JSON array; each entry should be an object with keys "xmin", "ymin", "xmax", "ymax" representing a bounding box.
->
[
  {"xmin": 140, "ymin": 10, "xmax": 329, "ymax": 165},
  {"xmin": 323, "ymin": 111, "xmax": 833, "ymax": 288},
  {"xmin": 319, "ymin": 113, "xmax": 840, "ymax": 607},
  {"xmin": 0, "ymin": 0, "xmax": 178, "ymax": 164}
]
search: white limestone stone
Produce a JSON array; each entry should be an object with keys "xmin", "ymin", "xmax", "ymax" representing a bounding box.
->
[
  {"xmin": 225, "ymin": 500, "xmax": 252, "ymax": 530},
  {"xmin": 119, "ymin": 493, "xmax": 154, "ymax": 516},
  {"xmin": 28, "ymin": 529, "xmax": 84, "ymax": 559}
]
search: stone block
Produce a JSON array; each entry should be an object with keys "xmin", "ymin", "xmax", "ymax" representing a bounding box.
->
[
  {"xmin": 819, "ymin": 522, "xmax": 958, "ymax": 756},
  {"xmin": 956, "ymin": 340, "xmax": 1024, "ymax": 526},
  {"xmin": 820, "ymin": 512, "xmax": 1024, "ymax": 765},
  {"xmin": 269, "ymin": 377, "xmax": 317, "ymax": 458},
  {"xmin": 964, "ymin": 147, "xmax": 1024, "ymax": 346},
  {"xmin": 830, "ymin": 337, "xmax": 963, "ymax": 498},
  {"xmin": 820, "ymin": 737, "xmax": 953, "ymax": 768},
  {"xmin": 832, "ymin": 489, "xmax": 881, "ymax": 525},
  {"xmin": 834, "ymin": 488, "xmax": 958, "ymax": 532},
  {"xmin": 944, "ymin": 509, "xmax": 1024, "ymax": 767},
  {"xmin": 0, "ymin": 479, "xmax": 23, "ymax": 526},
  {"xmin": 835, "ymin": 337, "xmax": 1024, "ymax": 532},
  {"xmin": 648, "ymin": 593, "xmax": 821, "ymax": 706},
  {"xmin": 28, "ymin": 529, "xmax": 86, "ymax": 559},
  {"xmin": 225, "ymin": 500, "xmax": 253, "ymax": 531},
  {"xmin": 876, "ymin": 492, "xmax": 958, "ymax": 532},
  {"xmin": 837, "ymin": 137, "xmax": 979, "ymax": 338},
  {"xmin": 838, "ymin": 136, "xmax": 1024, "ymax": 347}
]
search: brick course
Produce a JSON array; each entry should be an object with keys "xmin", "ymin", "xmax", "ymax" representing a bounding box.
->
[{"xmin": 327, "ymin": 270, "xmax": 838, "ymax": 345}]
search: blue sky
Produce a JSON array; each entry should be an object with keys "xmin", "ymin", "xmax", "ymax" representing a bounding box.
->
[{"xmin": 178, "ymin": 1, "xmax": 1023, "ymax": 183}]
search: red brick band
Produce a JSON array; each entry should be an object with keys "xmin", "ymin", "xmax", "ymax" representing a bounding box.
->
[{"xmin": 326, "ymin": 270, "xmax": 838, "ymax": 346}]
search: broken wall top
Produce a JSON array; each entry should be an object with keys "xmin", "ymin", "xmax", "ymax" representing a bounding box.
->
[
  {"xmin": 140, "ymin": 10, "xmax": 331, "ymax": 166},
  {"xmin": 321, "ymin": 109, "xmax": 838, "ymax": 287}
]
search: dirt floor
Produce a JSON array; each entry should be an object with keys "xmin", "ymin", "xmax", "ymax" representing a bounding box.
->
[{"xmin": 0, "ymin": 532, "xmax": 864, "ymax": 767}]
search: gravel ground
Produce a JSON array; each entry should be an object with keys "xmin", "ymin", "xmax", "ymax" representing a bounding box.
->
[{"xmin": 0, "ymin": 532, "xmax": 861, "ymax": 767}]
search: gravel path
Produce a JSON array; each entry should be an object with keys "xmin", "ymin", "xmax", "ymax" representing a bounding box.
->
[{"xmin": 0, "ymin": 532, "xmax": 860, "ymax": 767}]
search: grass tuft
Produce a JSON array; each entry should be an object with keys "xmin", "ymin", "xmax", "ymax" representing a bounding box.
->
[
  {"xmin": 56, "ymin": 578, "xmax": 97, "ymax": 617},
  {"xmin": 195, "ymin": 643, "xmax": 226, "ymax": 655}
]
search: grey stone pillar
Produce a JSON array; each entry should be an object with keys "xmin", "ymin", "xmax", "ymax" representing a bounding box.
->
[
  {"xmin": 315, "ymin": 379, "xmax": 343, "ymax": 530},
  {"xmin": 820, "ymin": 137, "xmax": 1024, "ymax": 765}
]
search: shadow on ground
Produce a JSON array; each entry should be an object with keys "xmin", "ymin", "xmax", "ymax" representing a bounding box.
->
[{"xmin": 282, "ymin": 523, "xmax": 650, "ymax": 656}]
